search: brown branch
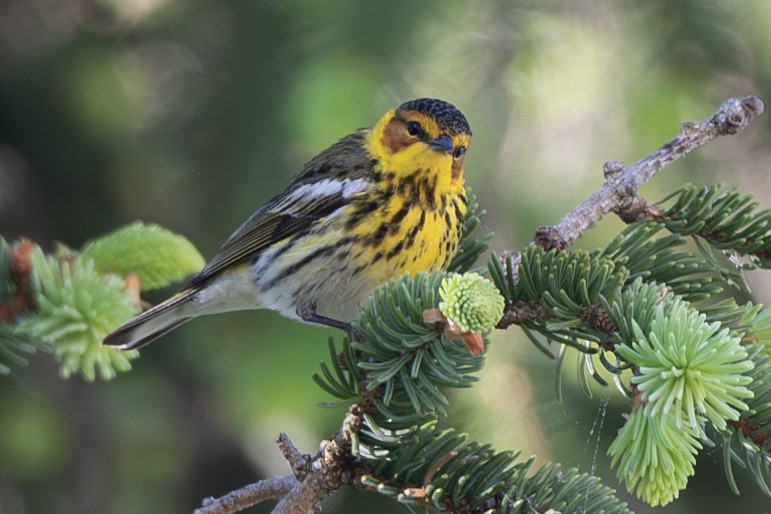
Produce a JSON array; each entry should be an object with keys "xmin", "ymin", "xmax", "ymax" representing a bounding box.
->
[
  {"xmin": 194, "ymin": 475, "xmax": 297, "ymax": 514},
  {"xmin": 276, "ymin": 432, "xmax": 312, "ymax": 480},
  {"xmin": 534, "ymin": 95, "xmax": 764, "ymax": 251},
  {"xmin": 194, "ymin": 404, "xmax": 365, "ymax": 514},
  {"xmin": 730, "ymin": 419, "xmax": 771, "ymax": 452},
  {"xmin": 497, "ymin": 95, "xmax": 765, "ymax": 329},
  {"xmin": 0, "ymin": 238, "xmax": 37, "ymax": 321},
  {"xmin": 273, "ymin": 404, "xmax": 363, "ymax": 514},
  {"xmin": 496, "ymin": 300, "xmax": 550, "ymax": 329}
]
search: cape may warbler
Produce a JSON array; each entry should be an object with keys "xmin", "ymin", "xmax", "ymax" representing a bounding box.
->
[{"xmin": 104, "ymin": 98, "xmax": 472, "ymax": 349}]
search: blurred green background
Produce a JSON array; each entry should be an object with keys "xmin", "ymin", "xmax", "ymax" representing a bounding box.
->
[{"xmin": 1, "ymin": 0, "xmax": 771, "ymax": 512}]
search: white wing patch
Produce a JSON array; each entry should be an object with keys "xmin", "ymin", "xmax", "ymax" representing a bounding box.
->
[
  {"xmin": 270, "ymin": 178, "xmax": 370, "ymax": 214},
  {"xmin": 291, "ymin": 178, "xmax": 370, "ymax": 200}
]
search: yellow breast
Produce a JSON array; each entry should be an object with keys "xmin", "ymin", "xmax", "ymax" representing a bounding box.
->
[
  {"xmin": 345, "ymin": 169, "xmax": 466, "ymax": 285},
  {"xmin": 343, "ymin": 104, "xmax": 471, "ymax": 286}
]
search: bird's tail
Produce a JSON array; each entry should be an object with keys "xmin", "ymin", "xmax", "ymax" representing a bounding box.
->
[{"xmin": 103, "ymin": 288, "xmax": 198, "ymax": 350}]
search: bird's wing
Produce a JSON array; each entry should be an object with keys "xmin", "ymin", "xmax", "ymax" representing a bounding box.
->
[
  {"xmin": 187, "ymin": 189, "xmax": 349, "ymax": 288},
  {"xmin": 187, "ymin": 131, "xmax": 373, "ymax": 288}
]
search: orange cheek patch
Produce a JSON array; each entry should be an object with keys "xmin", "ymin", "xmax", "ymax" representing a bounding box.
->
[
  {"xmin": 380, "ymin": 119, "xmax": 409, "ymax": 154},
  {"xmin": 451, "ymin": 156, "xmax": 464, "ymax": 180}
]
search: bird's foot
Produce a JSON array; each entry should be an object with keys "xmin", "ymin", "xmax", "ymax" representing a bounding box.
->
[{"xmin": 298, "ymin": 304, "xmax": 356, "ymax": 340}]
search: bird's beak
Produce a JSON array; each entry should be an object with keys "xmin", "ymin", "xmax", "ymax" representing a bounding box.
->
[{"xmin": 427, "ymin": 134, "xmax": 453, "ymax": 153}]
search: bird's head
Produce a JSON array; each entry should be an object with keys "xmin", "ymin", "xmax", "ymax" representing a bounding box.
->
[{"xmin": 369, "ymin": 98, "xmax": 472, "ymax": 184}]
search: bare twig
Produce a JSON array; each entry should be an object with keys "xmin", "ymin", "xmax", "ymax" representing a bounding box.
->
[
  {"xmin": 273, "ymin": 405, "xmax": 364, "ymax": 514},
  {"xmin": 194, "ymin": 475, "xmax": 296, "ymax": 514},
  {"xmin": 276, "ymin": 432, "xmax": 312, "ymax": 480},
  {"xmin": 535, "ymin": 95, "xmax": 764, "ymax": 250},
  {"xmin": 194, "ymin": 405, "xmax": 365, "ymax": 514}
]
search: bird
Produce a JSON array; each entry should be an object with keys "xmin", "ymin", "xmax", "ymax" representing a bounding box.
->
[{"xmin": 103, "ymin": 98, "xmax": 472, "ymax": 350}]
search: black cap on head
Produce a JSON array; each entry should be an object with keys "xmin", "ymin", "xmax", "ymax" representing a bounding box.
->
[{"xmin": 396, "ymin": 98, "xmax": 471, "ymax": 136}]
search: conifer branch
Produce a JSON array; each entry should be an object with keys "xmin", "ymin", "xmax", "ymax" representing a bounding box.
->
[
  {"xmin": 655, "ymin": 184, "xmax": 771, "ymax": 269},
  {"xmin": 196, "ymin": 96, "xmax": 768, "ymax": 513},
  {"xmin": 535, "ymin": 95, "xmax": 764, "ymax": 250},
  {"xmin": 4, "ymin": 97, "xmax": 768, "ymax": 512},
  {"xmin": 0, "ymin": 225, "xmax": 204, "ymax": 379},
  {"xmin": 489, "ymin": 96, "xmax": 770, "ymax": 505}
]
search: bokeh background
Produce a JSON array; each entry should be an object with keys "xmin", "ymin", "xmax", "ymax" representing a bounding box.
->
[{"xmin": 1, "ymin": 1, "xmax": 771, "ymax": 513}]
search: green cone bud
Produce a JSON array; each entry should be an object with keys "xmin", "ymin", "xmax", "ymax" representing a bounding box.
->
[{"xmin": 439, "ymin": 273, "xmax": 504, "ymax": 333}]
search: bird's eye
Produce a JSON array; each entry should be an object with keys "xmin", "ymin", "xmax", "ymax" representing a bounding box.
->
[
  {"xmin": 406, "ymin": 121, "xmax": 422, "ymax": 137},
  {"xmin": 453, "ymin": 146, "xmax": 466, "ymax": 160}
]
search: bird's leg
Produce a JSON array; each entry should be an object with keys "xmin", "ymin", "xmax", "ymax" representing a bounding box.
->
[{"xmin": 298, "ymin": 304, "xmax": 356, "ymax": 340}]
